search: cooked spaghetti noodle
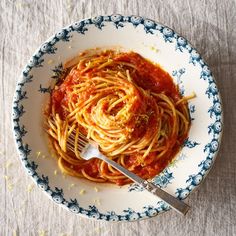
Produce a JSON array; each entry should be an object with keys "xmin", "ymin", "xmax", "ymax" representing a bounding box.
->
[{"xmin": 46, "ymin": 49, "xmax": 194, "ymax": 185}]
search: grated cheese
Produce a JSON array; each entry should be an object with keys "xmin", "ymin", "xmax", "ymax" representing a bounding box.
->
[
  {"xmin": 60, "ymin": 233, "xmax": 71, "ymax": 236},
  {"xmin": 62, "ymin": 173, "xmax": 67, "ymax": 179},
  {"xmin": 36, "ymin": 151, "xmax": 41, "ymax": 158},
  {"xmin": 93, "ymin": 199, "xmax": 101, "ymax": 205},
  {"xmin": 47, "ymin": 59, "xmax": 54, "ymax": 65},
  {"xmin": 27, "ymin": 184, "xmax": 34, "ymax": 192},
  {"xmin": 12, "ymin": 230, "xmax": 17, "ymax": 236},
  {"xmin": 6, "ymin": 161, "xmax": 13, "ymax": 168},
  {"xmin": 16, "ymin": 2, "xmax": 29, "ymax": 8},
  {"xmin": 150, "ymin": 46, "xmax": 159, "ymax": 53},
  {"xmin": 4, "ymin": 175, "xmax": 10, "ymax": 180},
  {"xmin": 79, "ymin": 189, "xmax": 85, "ymax": 195},
  {"xmin": 68, "ymin": 183, "xmax": 75, "ymax": 190},
  {"xmin": 54, "ymin": 170, "xmax": 58, "ymax": 175},
  {"xmin": 94, "ymin": 187, "xmax": 99, "ymax": 192},
  {"xmin": 38, "ymin": 230, "xmax": 46, "ymax": 236}
]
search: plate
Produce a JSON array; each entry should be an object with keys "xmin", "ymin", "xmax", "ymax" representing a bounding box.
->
[{"xmin": 12, "ymin": 15, "xmax": 223, "ymax": 221}]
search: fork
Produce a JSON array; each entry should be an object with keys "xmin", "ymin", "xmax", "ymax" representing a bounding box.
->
[{"xmin": 67, "ymin": 131, "xmax": 190, "ymax": 215}]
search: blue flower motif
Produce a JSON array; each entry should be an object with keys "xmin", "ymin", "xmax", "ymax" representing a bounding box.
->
[
  {"xmin": 130, "ymin": 16, "xmax": 143, "ymax": 26},
  {"xmin": 37, "ymin": 175, "xmax": 49, "ymax": 190},
  {"xmin": 111, "ymin": 14, "xmax": 124, "ymax": 28},
  {"xmin": 198, "ymin": 158, "xmax": 212, "ymax": 174},
  {"xmin": 204, "ymin": 139, "xmax": 219, "ymax": 154},
  {"xmin": 25, "ymin": 161, "xmax": 37, "ymax": 176},
  {"xmin": 91, "ymin": 16, "xmax": 104, "ymax": 29},
  {"xmin": 211, "ymin": 140, "xmax": 219, "ymax": 152},
  {"xmin": 70, "ymin": 21, "xmax": 88, "ymax": 34},
  {"xmin": 189, "ymin": 104, "xmax": 196, "ymax": 113},
  {"xmin": 40, "ymin": 42, "xmax": 57, "ymax": 54},
  {"xmin": 12, "ymin": 103, "xmax": 24, "ymax": 122},
  {"xmin": 200, "ymin": 65, "xmax": 211, "ymax": 80},
  {"xmin": 52, "ymin": 194, "xmax": 64, "ymax": 204},
  {"xmin": 172, "ymin": 67, "xmax": 186, "ymax": 78},
  {"xmin": 152, "ymin": 169, "xmax": 174, "ymax": 188},
  {"xmin": 22, "ymin": 66, "xmax": 31, "ymax": 75},
  {"xmin": 156, "ymin": 201, "xmax": 170, "ymax": 211},
  {"xmin": 69, "ymin": 205, "xmax": 80, "ymax": 214},
  {"xmin": 206, "ymin": 82, "xmax": 219, "ymax": 98},
  {"xmin": 14, "ymin": 129, "xmax": 21, "ymax": 141},
  {"xmin": 18, "ymin": 143, "xmax": 31, "ymax": 159},
  {"xmin": 55, "ymin": 29, "xmax": 71, "ymax": 41},
  {"xmin": 129, "ymin": 212, "xmax": 140, "ymax": 221},
  {"xmin": 128, "ymin": 183, "xmax": 144, "ymax": 192},
  {"xmin": 107, "ymin": 211, "xmax": 120, "ymax": 221},
  {"xmin": 176, "ymin": 36, "xmax": 188, "ymax": 52},
  {"xmin": 51, "ymin": 188, "xmax": 64, "ymax": 204},
  {"xmin": 15, "ymin": 89, "xmax": 27, "ymax": 101},
  {"xmin": 186, "ymin": 173, "xmax": 203, "ymax": 186},
  {"xmin": 111, "ymin": 14, "xmax": 123, "ymax": 22},
  {"xmin": 189, "ymin": 104, "xmax": 196, "ymax": 120},
  {"xmin": 21, "ymin": 73, "xmax": 33, "ymax": 84},
  {"xmin": 172, "ymin": 68, "xmax": 186, "ymax": 95},
  {"xmin": 175, "ymin": 188, "xmax": 190, "ymax": 200},
  {"xmin": 208, "ymin": 101, "xmax": 222, "ymax": 118},
  {"xmin": 14, "ymin": 125, "xmax": 27, "ymax": 141},
  {"xmin": 162, "ymin": 27, "xmax": 175, "ymax": 42},
  {"xmin": 208, "ymin": 121, "xmax": 222, "ymax": 136},
  {"xmin": 29, "ymin": 55, "xmax": 44, "ymax": 67},
  {"xmin": 68, "ymin": 199, "xmax": 80, "ymax": 213},
  {"xmin": 123, "ymin": 208, "xmax": 141, "ymax": 221},
  {"xmin": 189, "ymin": 49, "xmax": 200, "ymax": 65},
  {"xmin": 143, "ymin": 206, "xmax": 158, "ymax": 217},
  {"xmin": 38, "ymin": 84, "xmax": 51, "ymax": 94},
  {"xmin": 88, "ymin": 205, "xmax": 100, "ymax": 219},
  {"xmin": 143, "ymin": 19, "xmax": 156, "ymax": 34},
  {"xmin": 51, "ymin": 63, "xmax": 67, "ymax": 82},
  {"xmin": 184, "ymin": 138, "xmax": 200, "ymax": 148}
]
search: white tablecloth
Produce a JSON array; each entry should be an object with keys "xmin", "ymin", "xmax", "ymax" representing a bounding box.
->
[{"xmin": 1, "ymin": 0, "xmax": 235, "ymax": 235}]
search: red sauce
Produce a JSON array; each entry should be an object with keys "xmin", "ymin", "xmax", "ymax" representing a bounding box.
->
[
  {"xmin": 50, "ymin": 51, "xmax": 189, "ymax": 185},
  {"xmin": 114, "ymin": 52, "xmax": 180, "ymax": 101}
]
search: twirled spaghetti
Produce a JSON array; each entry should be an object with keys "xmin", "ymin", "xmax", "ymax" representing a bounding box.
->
[{"xmin": 46, "ymin": 49, "xmax": 194, "ymax": 185}]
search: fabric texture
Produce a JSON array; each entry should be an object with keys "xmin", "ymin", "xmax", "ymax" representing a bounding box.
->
[{"xmin": 0, "ymin": 0, "xmax": 235, "ymax": 235}]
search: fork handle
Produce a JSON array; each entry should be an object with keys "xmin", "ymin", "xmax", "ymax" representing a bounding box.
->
[{"xmin": 97, "ymin": 152, "xmax": 190, "ymax": 215}]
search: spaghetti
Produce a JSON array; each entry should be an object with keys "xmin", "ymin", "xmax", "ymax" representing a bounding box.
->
[{"xmin": 46, "ymin": 49, "xmax": 194, "ymax": 185}]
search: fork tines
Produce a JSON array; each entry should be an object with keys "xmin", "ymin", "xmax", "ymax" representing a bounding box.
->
[{"xmin": 67, "ymin": 131, "xmax": 88, "ymax": 153}]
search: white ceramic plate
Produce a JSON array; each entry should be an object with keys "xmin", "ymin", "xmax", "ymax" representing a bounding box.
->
[{"xmin": 12, "ymin": 15, "xmax": 223, "ymax": 221}]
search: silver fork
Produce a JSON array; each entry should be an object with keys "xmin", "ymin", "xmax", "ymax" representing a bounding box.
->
[{"xmin": 67, "ymin": 131, "xmax": 190, "ymax": 215}]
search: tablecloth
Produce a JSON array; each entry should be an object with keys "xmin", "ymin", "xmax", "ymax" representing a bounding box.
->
[{"xmin": 0, "ymin": 0, "xmax": 235, "ymax": 235}]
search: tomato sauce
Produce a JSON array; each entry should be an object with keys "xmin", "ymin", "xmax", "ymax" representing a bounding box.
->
[{"xmin": 50, "ymin": 51, "xmax": 189, "ymax": 185}]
